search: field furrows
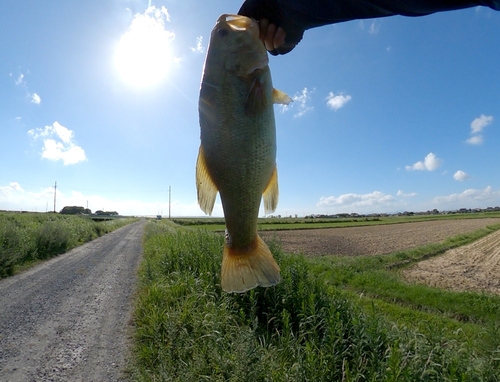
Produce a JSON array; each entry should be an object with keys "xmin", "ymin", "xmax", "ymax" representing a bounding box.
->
[
  {"xmin": 403, "ymin": 228, "xmax": 500, "ymax": 295},
  {"xmin": 262, "ymin": 218, "xmax": 500, "ymax": 257}
]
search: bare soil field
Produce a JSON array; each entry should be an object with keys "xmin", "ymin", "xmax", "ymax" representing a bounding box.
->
[
  {"xmin": 262, "ymin": 217, "xmax": 500, "ymax": 296},
  {"xmin": 262, "ymin": 218, "xmax": 500, "ymax": 257},
  {"xmin": 403, "ymin": 228, "xmax": 500, "ymax": 295}
]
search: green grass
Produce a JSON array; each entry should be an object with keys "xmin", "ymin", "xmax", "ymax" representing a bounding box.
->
[
  {"xmin": 310, "ymin": 224, "xmax": 500, "ymax": 340},
  {"xmin": 0, "ymin": 211, "xmax": 139, "ymax": 277},
  {"xmin": 131, "ymin": 221, "xmax": 500, "ymax": 381}
]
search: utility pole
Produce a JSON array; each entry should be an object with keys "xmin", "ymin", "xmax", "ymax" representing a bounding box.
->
[
  {"xmin": 168, "ymin": 186, "xmax": 171, "ymax": 219},
  {"xmin": 53, "ymin": 181, "xmax": 57, "ymax": 213}
]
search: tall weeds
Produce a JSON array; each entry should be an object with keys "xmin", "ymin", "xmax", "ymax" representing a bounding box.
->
[
  {"xmin": 134, "ymin": 223, "xmax": 500, "ymax": 381},
  {"xmin": 0, "ymin": 212, "xmax": 137, "ymax": 277}
]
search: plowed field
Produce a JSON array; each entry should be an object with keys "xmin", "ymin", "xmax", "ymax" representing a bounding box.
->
[
  {"xmin": 262, "ymin": 217, "xmax": 500, "ymax": 295},
  {"xmin": 403, "ymin": 227, "xmax": 500, "ymax": 295},
  {"xmin": 263, "ymin": 218, "xmax": 500, "ymax": 257}
]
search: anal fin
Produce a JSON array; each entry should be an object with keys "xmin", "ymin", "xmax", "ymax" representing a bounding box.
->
[
  {"xmin": 221, "ymin": 235, "xmax": 281, "ymax": 293},
  {"xmin": 196, "ymin": 145, "xmax": 218, "ymax": 215},
  {"xmin": 263, "ymin": 165, "xmax": 279, "ymax": 214}
]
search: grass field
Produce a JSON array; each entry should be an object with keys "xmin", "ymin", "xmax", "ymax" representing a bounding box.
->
[
  {"xmin": 0, "ymin": 212, "xmax": 139, "ymax": 278},
  {"xmin": 132, "ymin": 219, "xmax": 500, "ymax": 381}
]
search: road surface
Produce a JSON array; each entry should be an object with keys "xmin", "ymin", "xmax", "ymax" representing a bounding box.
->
[{"xmin": 0, "ymin": 219, "xmax": 146, "ymax": 382}]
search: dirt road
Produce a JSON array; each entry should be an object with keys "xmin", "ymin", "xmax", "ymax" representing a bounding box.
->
[{"xmin": 0, "ymin": 219, "xmax": 146, "ymax": 382}]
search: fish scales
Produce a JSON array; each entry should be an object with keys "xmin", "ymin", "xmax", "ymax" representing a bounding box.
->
[
  {"xmin": 200, "ymin": 73, "xmax": 275, "ymax": 245},
  {"xmin": 197, "ymin": 14, "xmax": 291, "ymax": 293}
]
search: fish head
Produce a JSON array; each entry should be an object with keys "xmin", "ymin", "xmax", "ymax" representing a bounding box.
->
[{"xmin": 207, "ymin": 14, "xmax": 269, "ymax": 76}]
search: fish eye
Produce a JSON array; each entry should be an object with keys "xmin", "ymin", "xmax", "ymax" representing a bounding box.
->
[{"xmin": 217, "ymin": 28, "xmax": 228, "ymax": 38}]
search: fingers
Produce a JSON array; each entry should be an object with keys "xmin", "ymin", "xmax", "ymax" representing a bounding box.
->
[
  {"xmin": 258, "ymin": 19, "xmax": 286, "ymax": 53},
  {"xmin": 273, "ymin": 27, "xmax": 286, "ymax": 50},
  {"xmin": 264, "ymin": 23, "xmax": 277, "ymax": 51},
  {"xmin": 258, "ymin": 18, "xmax": 269, "ymax": 43}
]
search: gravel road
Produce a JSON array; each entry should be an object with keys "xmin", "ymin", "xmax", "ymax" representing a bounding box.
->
[{"xmin": 0, "ymin": 219, "xmax": 146, "ymax": 382}]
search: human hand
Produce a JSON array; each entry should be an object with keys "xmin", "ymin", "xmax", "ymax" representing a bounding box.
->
[
  {"xmin": 238, "ymin": 0, "xmax": 303, "ymax": 55},
  {"xmin": 257, "ymin": 18, "xmax": 286, "ymax": 53}
]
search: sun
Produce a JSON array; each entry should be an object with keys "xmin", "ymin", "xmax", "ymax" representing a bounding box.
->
[{"xmin": 115, "ymin": 7, "xmax": 174, "ymax": 88}]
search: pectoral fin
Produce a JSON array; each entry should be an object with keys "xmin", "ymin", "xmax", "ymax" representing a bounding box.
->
[
  {"xmin": 196, "ymin": 145, "xmax": 218, "ymax": 215},
  {"xmin": 273, "ymin": 88, "xmax": 292, "ymax": 105},
  {"xmin": 262, "ymin": 166, "xmax": 279, "ymax": 215},
  {"xmin": 245, "ymin": 76, "xmax": 267, "ymax": 115}
]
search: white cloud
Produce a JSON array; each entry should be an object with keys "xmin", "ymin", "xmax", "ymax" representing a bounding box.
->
[
  {"xmin": 358, "ymin": 20, "xmax": 380, "ymax": 34},
  {"xmin": 0, "ymin": 182, "xmax": 25, "ymax": 198},
  {"xmin": 15, "ymin": 73, "xmax": 25, "ymax": 86},
  {"xmin": 466, "ymin": 135, "xmax": 483, "ymax": 145},
  {"xmin": 29, "ymin": 121, "xmax": 73, "ymax": 144},
  {"xmin": 326, "ymin": 92, "xmax": 352, "ymax": 111},
  {"xmin": 11, "ymin": 72, "xmax": 43, "ymax": 105},
  {"xmin": 369, "ymin": 22, "xmax": 380, "ymax": 34},
  {"xmin": 190, "ymin": 36, "xmax": 204, "ymax": 53},
  {"xmin": 280, "ymin": 87, "xmax": 313, "ymax": 117},
  {"xmin": 318, "ymin": 191, "xmax": 395, "ymax": 208},
  {"xmin": 405, "ymin": 152, "xmax": 442, "ymax": 171},
  {"xmin": 397, "ymin": 190, "xmax": 417, "ymax": 197},
  {"xmin": 28, "ymin": 121, "xmax": 87, "ymax": 165},
  {"xmin": 41, "ymin": 139, "xmax": 87, "ymax": 165},
  {"xmin": 470, "ymin": 114, "xmax": 493, "ymax": 134},
  {"xmin": 433, "ymin": 186, "xmax": 500, "ymax": 208},
  {"xmin": 31, "ymin": 93, "xmax": 41, "ymax": 104},
  {"xmin": 453, "ymin": 170, "xmax": 471, "ymax": 181}
]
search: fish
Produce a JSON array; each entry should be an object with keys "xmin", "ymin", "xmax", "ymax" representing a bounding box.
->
[{"xmin": 196, "ymin": 14, "xmax": 292, "ymax": 293}]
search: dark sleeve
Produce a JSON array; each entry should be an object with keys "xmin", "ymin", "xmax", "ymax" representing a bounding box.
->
[{"xmin": 238, "ymin": 0, "xmax": 500, "ymax": 54}]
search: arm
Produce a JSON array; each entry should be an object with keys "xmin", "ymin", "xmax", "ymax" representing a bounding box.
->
[{"xmin": 238, "ymin": 0, "xmax": 500, "ymax": 54}]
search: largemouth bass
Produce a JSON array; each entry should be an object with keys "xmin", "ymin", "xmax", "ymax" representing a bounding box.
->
[{"xmin": 197, "ymin": 14, "xmax": 291, "ymax": 293}]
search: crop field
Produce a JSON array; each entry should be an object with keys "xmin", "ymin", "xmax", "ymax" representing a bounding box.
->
[
  {"xmin": 132, "ymin": 217, "xmax": 500, "ymax": 381},
  {"xmin": 172, "ymin": 212, "xmax": 500, "ymax": 231},
  {"xmin": 261, "ymin": 217, "xmax": 500, "ymax": 257}
]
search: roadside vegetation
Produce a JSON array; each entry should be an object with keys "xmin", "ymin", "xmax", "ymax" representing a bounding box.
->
[
  {"xmin": 0, "ymin": 211, "xmax": 139, "ymax": 278},
  {"xmin": 132, "ymin": 219, "xmax": 500, "ymax": 381}
]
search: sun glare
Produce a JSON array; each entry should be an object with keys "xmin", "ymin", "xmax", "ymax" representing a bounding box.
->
[{"xmin": 115, "ymin": 6, "xmax": 174, "ymax": 88}]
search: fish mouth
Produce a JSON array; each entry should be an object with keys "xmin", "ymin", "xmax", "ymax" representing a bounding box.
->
[{"xmin": 224, "ymin": 15, "xmax": 252, "ymax": 31}]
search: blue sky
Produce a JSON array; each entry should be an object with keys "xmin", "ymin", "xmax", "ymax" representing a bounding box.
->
[{"xmin": 1, "ymin": 0, "xmax": 499, "ymax": 217}]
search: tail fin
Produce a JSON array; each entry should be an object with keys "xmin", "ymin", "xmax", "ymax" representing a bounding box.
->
[{"xmin": 221, "ymin": 235, "xmax": 281, "ymax": 293}]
